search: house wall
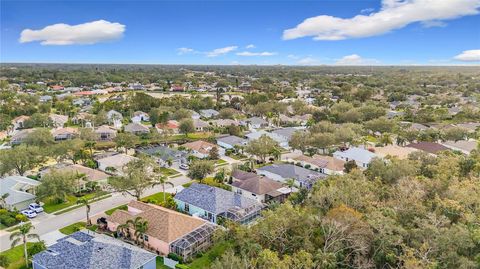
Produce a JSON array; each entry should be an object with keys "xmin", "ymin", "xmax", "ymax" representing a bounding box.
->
[
  {"xmin": 32, "ymin": 261, "xmax": 47, "ymax": 269},
  {"xmin": 217, "ymin": 141, "xmax": 234, "ymax": 149},
  {"xmin": 231, "ymin": 186, "xmax": 265, "ymax": 203},
  {"xmin": 9, "ymin": 198, "xmax": 36, "ymax": 211},
  {"xmin": 332, "ymin": 153, "xmax": 368, "ymax": 169},
  {"xmin": 175, "ymin": 199, "xmax": 216, "ymax": 223},
  {"xmin": 141, "ymin": 257, "xmax": 157, "ymax": 269}
]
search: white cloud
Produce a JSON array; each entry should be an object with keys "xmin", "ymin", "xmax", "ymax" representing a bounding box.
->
[
  {"xmin": 453, "ymin": 49, "xmax": 480, "ymax": 61},
  {"xmin": 246, "ymin": 44, "xmax": 255, "ymax": 49},
  {"xmin": 237, "ymin": 51, "xmax": 276, "ymax": 56},
  {"xmin": 20, "ymin": 20, "xmax": 125, "ymax": 45},
  {"xmin": 297, "ymin": 57, "xmax": 319, "ymax": 65},
  {"xmin": 283, "ymin": 0, "xmax": 480, "ymax": 40},
  {"xmin": 335, "ymin": 54, "xmax": 380, "ymax": 65},
  {"xmin": 177, "ymin": 47, "xmax": 196, "ymax": 55},
  {"xmin": 360, "ymin": 8, "xmax": 375, "ymax": 14},
  {"xmin": 206, "ymin": 46, "xmax": 238, "ymax": 57}
]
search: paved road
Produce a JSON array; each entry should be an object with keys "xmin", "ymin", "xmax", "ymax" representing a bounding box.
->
[{"xmin": 0, "ymin": 176, "xmax": 190, "ymax": 252}]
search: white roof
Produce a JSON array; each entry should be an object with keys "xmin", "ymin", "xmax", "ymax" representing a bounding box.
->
[{"xmin": 0, "ymin": 176, "xmax": 40, "ymax": 206}]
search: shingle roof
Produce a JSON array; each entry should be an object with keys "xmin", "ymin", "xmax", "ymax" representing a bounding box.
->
[
  {"xmin": 406, "ymin": 142, "xmax": 450, "ymax": 155},
  {"xmin": 271, "ymin": 127, "xmax": 303, "ymax": 140},
  {"xmin": 0, "ymin": 176, "xmax": 40, "ymax": 206},
  {"xmin": 231, "ymin": 176, "xmax": 283, "ymax": 195},
  {"xmin": 97, "ymin": 154, "xmax": 137, "ymax": 168},
  {"xmin": 217, "ymin": 135, "xmax": 247, "ymax": 147},
  {"xmin": 174, "ymin": 183, "xmax": 261, "ymax": 215},
  {"xmin": 182, "ymin": 140, "xmax": 218, "ymax": 155},
  {"xmin": 32, "ymin": 231, "xmax": 156, "ymax": 269},
  {"xmin": 257, "ymin": 164, "xmax": 325, "ymax": 183},
  {"xmin": 231, "ymin": 170, "xmax": 259, "ymax": 181},
  {"xmin": 333, "ymin": 147, "xmax": 377, "ymax": 164},
  {"xmin": 108, "ymin": 201, "xmax": 206, "ymax": 243},
  {"xmin": 124, "ymin": 123, "xmax": 150, "ymax": 133}
]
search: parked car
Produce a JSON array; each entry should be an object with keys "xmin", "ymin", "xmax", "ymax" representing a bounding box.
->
[
  {"xmin": 29, "ymin": 203, "xmax": 44, "ymax": 213},
  {"xmin": 179, "ymin": 164, "xmax": 190, "ymax": 170},
  {"xmin": 21, "ymin": 209, "xmax": 37, "ymax": 218}
]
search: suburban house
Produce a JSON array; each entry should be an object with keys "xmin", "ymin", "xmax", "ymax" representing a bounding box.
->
[
  {"xmin": 0, "ymin": 176, "xmax": 40, "ymax": 211},
  {"xmin": 406, "ymin": 142, "xmax": 450, "ymax": 155},
  {"xmin": 107, "ymin": 201, "xmax": 216, "ymax": 261},
  {"xmin": 32, "ymin": 230, "xmax": 157, "ymax": 269},
  {"xmin": 193, "ymin": 119, "xmax": 209, "ymax": 132},
  {"xmin": 39, "ymin": 95, "xmax": 53, "ymax": 103},
  {"xmin": 51, "ymin": 127, "xmax": 78, "ymax": 141},
  {"xmin": 278, "ymin": 114, "xmax": 311, "ymax": 126},
  {"xmin": 199, "ymin": 109, "xmax": 219, "ymax": 119},
  {"xmin": 210, "ymin": 119, "xmax": 241, "ymax": 128},
  {"xmin": 97, "ymin": 154, "xmax": 138, "ymax": 174},
  {"xmin": 95, "ymin": 125, "xmax": 117, "ymax": 141},
  {"xmin": 373, "ymin": 145, "xmax": 419, "ymax": 160},
  {"xmin": 49, "ymin": 114, "xmax": 69, "ymax": 128},
  {"xmin": 216, "ymin": 135, "xmax": 247, "ymax": 150},
  {"xmin": 124, "ymin": 123, "xmax": 150, "ymax": 135},
  {"xmin": 271, "ymin": 127, "xmax": 305, "ymax": 149},
  {"xmin": 289, "ymin": 154, "xmax": 345, "ymax": 175},
  {"xmin": 333, "ymin": 147, "xmax": 378, "ymax": 169},
  {"xmin": 242, "ymin": 117, "xmax": 269, "ymax": 130},
  {"xmin": 245, "ymin": 130, "xmax": 290, "ymax": 148},
  {"xmin": 43, "ymin": 164, "xmax": 110, "ymax": 190},
  {"xmin": 441, "ymin": 140, "xmax": 478, "ymax": 155},
  {"xmin": 131, "ymin": 111, "xmax": 150, "ymax": 123},
  {"xmin": 156, "ymin": 120, "xmax": 180, "ymax": 134},
  {"xmin": 182, "ymin": 140, "xmax": 225, "ymax": 159},
  {"xmin": 175, "ymin": 183, "xmax": 263, "ymax": 224},
  {"xmin": 136, "ymin": 145, "xmax": 189, "ymax": 167},
  {"xmin": 10, "ymin": 129, "xmax": 35, "ymax": 144},
  {"xmin": 107, "ymin": 110, "xmax": 123, "ymax": 128},
  {"xmin": 230, "ymin": 170, "xmax": 293, "ymax": 203},
  {"xmin": 257, "ymin": 164, "xmax": 325, "ymax": 189},
  {"xmin": 11, "ymin": 115, "xmax": 30, "ymax": 130},
  {"xmin": 190, "ymin": 110, "xmax": 201, "ymax": 120}
]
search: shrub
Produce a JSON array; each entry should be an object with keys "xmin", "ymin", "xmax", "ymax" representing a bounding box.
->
[
  {"xmin": 28, "ymin": 242, "xmax": 46, "ymax": 256},
  {"xmin": 304, "ymin": 164, "xmax": 311, "ymax": 169},
  {"xmin": 0, "ymin": 254, "xmax": 9, "ymax": 267},
  {"xmin": 168, "ymin": 252, "xmax": 183, "ymax": 263},
  {"xmin": 1, "ymin": 216, "xmax": 17, "ymax": 226}
]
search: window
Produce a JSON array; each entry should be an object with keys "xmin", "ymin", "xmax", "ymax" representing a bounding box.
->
[
  {"xmin": 208, "ymin": 212, "xmax": 213, "ymax": 220},
  {"xmin": 143, "ymin": 234, "xmax": 149, "ymax": 242},
  {"xmin": 184, "ymin": 203, "xmax": 190, "ymax": 212},
  {"xmin": 236, "ymin": 189, "xmax": 242, "ymax": 195}
]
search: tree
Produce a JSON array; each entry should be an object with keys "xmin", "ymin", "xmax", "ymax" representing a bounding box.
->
[
  {"xmin": 23, "ymin": 128, "xmax": 54, "ymax": 147},
  {"xmin": 245, "ymin": 135, "xmax": 279, "ymax": 163},
  {"xmin": 51, "ymin": 139, "xmax": 84, "ymax": 163},
  {"xmin": 37, "ymin": 170, "xmax": 78, "ymax": 203},
  {"xmin": 187, "ymin": 160, "xmax": 214, "ymax": 182},
  {"xmin": 289, "ymin": 131, "xmax": 310, "ymax": 154},
  {"xmin": 179, "ymin": 118, "xmax": 195, "ymax": 137},
  {"xmin": 126, "ymin": 216, "xmax": 148, "ymax": 245},
  {"xmin": 209, "ymin": 146, "xmax": 220, "ymax": 160},
  {"xmin": 153, "ymin": 171, "xmax": 174, "ymax": 203},
  {"xmin": 0, "ymin": 145, "xmax": 44, "ymax": 176},
  {"xmin": 344, "ymin": 160, "xmax": 357, "ymax": 173},
  {"xmin": 310, "ymin": 133, "xmax": 335, "ymax": 154},
  {"xmin": 365, "ymin": 117, "xmax": 397, "ymax": 133},
  {"xmin": 77, "ymin": 198, "xmax": 92, "ymax": 226},
  {"xmin": 114, "ymin": 132, "xmax": 139, "ymax": 152},
  {"xmin": 10, "ymin": 223, "xmax": 40, "ymax": 268},
  {"xmin": 109, "ymin": 157, "xmax": 159, "ymax": 200},
  {"xmin": 0, "ymin": 193, "xmax": 9, "ymax": 209},
  {"xmin": 443, "ymin": 127, "xmax": 468, "ymax": 142}
]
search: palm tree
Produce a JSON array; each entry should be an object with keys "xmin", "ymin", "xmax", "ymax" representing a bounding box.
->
[
  {"xmin": 126, "ymin": 217, "xmax": 148, "ymax": 245},
  {"xmin": 157, "ymin": 175, "xmax": 174, "ymax": 203},
  {"xmin": 116, "ymin": 223, "xmax": 130, "ymax": 239},
  {"xmin": 84, "ymin": 141, "xmax": 96, "ymax": 157},
  {"xmin": 10, "ymin": 223, "xmax": 40, "ymax": 268},
  {"xmin": 76, "ymin": 197, "xmax": 92, "ymax": 226},
  {"xmin": 285, "ymin": 178, "xmax": 296, "ymax": 192}
]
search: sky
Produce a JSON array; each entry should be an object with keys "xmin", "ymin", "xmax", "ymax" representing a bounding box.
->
[{"xmin": 1, "ymin": 0, "xmax": 480, "ymax": 65}]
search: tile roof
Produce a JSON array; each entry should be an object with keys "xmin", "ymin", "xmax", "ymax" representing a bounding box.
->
[
  {"xmin": 97, "ymin": 154, "xmax": 137, "ymax": 168},
  {"xmin": 406, "ymin": 142, "xmax": 450, "ymax": 155},
  {"xmin": 182, "ymin": 140, "xmax": 218, "ymax": 155},
  {"xmin": 373, "ymin": 145, "xmax": 418, "ymax": 159},
  {"xmin": 108, "ymin": 201, "xmax": 206, "ymax": 243},
  {"xmin": 32, "ymin": 230, "xmax": 156, "ymax": 269},
  {"xmin": 174, "ymin": 183, "xmax": 261, "ymax": 215},
  {"xmin": 60, "ymin": 164, "xmax": 109, "ymax": 182}
]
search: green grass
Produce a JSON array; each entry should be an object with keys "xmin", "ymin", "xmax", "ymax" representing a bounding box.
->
[
  {"xmin": 54, "ymin": 194, "xmax": 112, "ymax": 215},
  {"xmin": 228, "ymin": 154, "xmax": 247, "ymax": 160},
  {"xmin": 159, "ymin": 167, "xmax": 180, "ymax": 176},
  {"xmin": 187, "ymin": 241, "xmax": 232, "ymax": 269},
  {"xmin": 59, "ymin": 222, "xmax": 98, "ymax": 235},
  {"xmin": 42, "ymin": 192, "xmax": 107, "ymax": 214},
  {"xmin": 0, "ymin": 243, "xmax": 34, "ymax": 269},
  {"xmin": 141, "ymin": 192, "xmax": 172, "ymax": 204},
  {"xmin": 215, "ymin": 159, "xmax": 227, "ymax": 165},
  {"xmin": 156, "ymin": 256, "xmax": 170, "ymax": 269},
  {"xmin": 105, "ymin": 204, "xmax": 128, "ymax": 216}
]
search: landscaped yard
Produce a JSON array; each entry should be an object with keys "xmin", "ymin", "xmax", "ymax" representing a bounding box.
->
[
  {"xmin": 42, "ymin": 191, "xmax": 108, "ymax": 214},
  {"xmin": 59, "ymin": 222, "xmax": 98, "ymax": 235},
  {"xmin": 105, "ymin": 204, "xmax": 128, "ymax": 216},
  {"xmin": 159, "ymin": 167, "xmax": 180, "ymax": 176},
  {"xmin": 187, "ymin": 241, "xmax": 232, "ymax": 269},
  {"xmin": 141, "ymin": 192, "xmax": 172, "ymax": 204},
  {"xmin": 215, "ymin": 159, "xmax": 227, "ymax": 165},
  {"xmin": 0, "ymin": 243, "xmax": 34, "ymax": 269}
]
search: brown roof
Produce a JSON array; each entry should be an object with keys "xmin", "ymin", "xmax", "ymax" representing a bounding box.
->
[
  {"xmin": 62, "ymin": 164, "xmax": 109, "ymax": 182},
  {"xmin": 231, "ymin": 175, "xmax": 283, "ymax": 195},
  {"xmin": 51, "ymin": 127, "xmax": 79, "ymax": 136},
  {"xmin": 231, "ymin": 170, "xmax": 259, "ymax": 181},
  {"xmin": 312, "ymin": 155, "xmax": 346, "ymax": 171},
  {"xmin": 293, "ymin": 155, "xmax": 328, "ymax": 168},
  {"xmin": 182, "ymin": 140, "xmax": 218, "ymax": 155},
  {"xmin": 108, "ymin": 201, "xmax": 206, "ymax": 243},
  {"xmin": 406, "ymin": 142, "xmax": 449, "ymax": 155}
]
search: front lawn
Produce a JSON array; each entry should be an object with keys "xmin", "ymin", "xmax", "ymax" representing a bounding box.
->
[
  {"xmin": 59, "ymin": 222, "xmax": 98, "ymax": 235},
  {"xmin": 141, "ymin": 192, "xmax": 172, "ymax": 205},
  {"xmin": 105, "ymin": 204, "xmax": 128, "ymax": 216},
  {"xmin": 215, "ymin": 159, "xmax": 227, "ymax": 165},
  {"xmin": 0, "ymin": 243, "xmax": 35, "ymax": 269},
  {"xmin": 159, "ymin": 167, "xmax": 180, "ymax": 176},
  {"xmin": 187, "ymin": 241, "xmax": 232, "ymax": 269},
  {"xmin": 42, "ymin": 191, "xmax": 107, "ymax": 214}
]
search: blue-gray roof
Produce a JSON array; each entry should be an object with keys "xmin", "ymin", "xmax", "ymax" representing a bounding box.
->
[
  {"xmin": 174, "ymin": 183, "xmax": 261, "ymax": 215},
  {"xmin": 33, "ymin": 231, "xmax": 156, "ymax": 269}
]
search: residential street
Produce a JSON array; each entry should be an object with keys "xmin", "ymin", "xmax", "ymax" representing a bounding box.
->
[{"xmin": 0, "ymin": 176, "xmax": 190, "ymax": 252}]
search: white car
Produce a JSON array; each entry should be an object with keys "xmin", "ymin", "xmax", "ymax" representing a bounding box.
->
[
  {"xmin": 21, "ymin": 209, "xmax": 37, "ymax": 218},
  {"xmin": 29, "ymin": 203, "xmax": 44, "ymax": 213},
  {"xmin": 179, "ymin": 164, "xmax": 189, "ymax": 170}
]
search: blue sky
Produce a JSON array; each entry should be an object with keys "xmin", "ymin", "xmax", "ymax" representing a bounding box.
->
[{"xmin": 1, "ymin": 0, "xmax": 479, "ymax": 65}]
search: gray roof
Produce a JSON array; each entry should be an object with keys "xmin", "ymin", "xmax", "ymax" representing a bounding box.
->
[
  {"xmin": 257, "ymin": 164, "xmax": 325, "ymax": 184},
  {"xmin": 244, "ymin": 117, "xmax": 268, "ymax": 125},
  {"xmin": 124, "ymin": 123, "xmax": 150, "ymax": 133},
  {"xmin": 333, "ymin": 147, "xmax": 377, "ymax": 164},
  {"xmin": 217, "ymin": 135, "xmax": 247, "ymax": 147},
  {"xmin": 0, "ymin": 176, "xmax": 40, "ymax": 206},
  {"xmin": 136, "ymin": 145, "xmax": 188, "ymax": 161},
  {"xmin": 174, "ymin": 183, "xmax": 261, "ymax": 215},
  {"xmin": 271, "ymin": 127, "xmax": 303, "ymax": 140},
  {"xmin": 33, "ymin": 231, "xmax": 156, "ymax": 269}
]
